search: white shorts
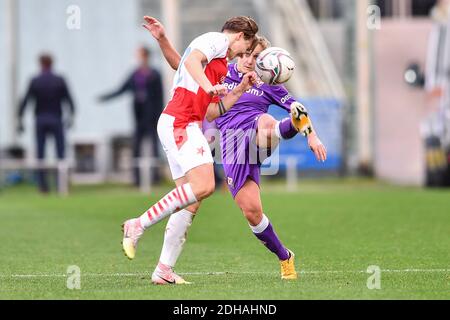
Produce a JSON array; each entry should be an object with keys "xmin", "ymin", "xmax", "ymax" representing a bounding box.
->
[{"xmin": 157, "ymin": 113, "xmax": 214, "ymax": 180}]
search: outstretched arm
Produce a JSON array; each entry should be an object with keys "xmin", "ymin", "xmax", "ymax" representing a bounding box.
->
[
  {"xmin": 142, "ymin": 16, "xmax": 181, "ymax": 71},
  {"xmin": 61, "ymin": 78, "xmax": 76, "ymax": 128},
  {"xmin": 142, "ymin": 16, "xmax": 223, "ymax": 96},
  {"xmin": 307, "ymin": 129, "xmax": 327, "ymax": 163},
  {"xmin": 18, "ymin": 80, "xmax": 34, "ymax": 120},
  {"xmin": 62, "ymin": 78, "xmax": 75, "ymax": 116},
  {"xmin": 290, "ymin": 102, "xmax": 327, "ymax": 162},
  {"xmin": 17, "ymin": 79, "xmax": 35, "ymax": 133},
  {"xmin": 99, "ymin": 74, "xmax": 133, "ymax": 102},
  {"xmin": 184, "ymin": 50, "xmax": 226, "ymax": 96}
]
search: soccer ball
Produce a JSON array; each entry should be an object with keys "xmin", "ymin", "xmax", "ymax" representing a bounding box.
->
[{"xmin": 255, "ymin": 47, "xmax": 295, "ymax": 85}]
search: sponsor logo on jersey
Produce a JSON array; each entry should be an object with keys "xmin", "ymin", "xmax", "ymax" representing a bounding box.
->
[
  {"xmin": 280, "ymin": 94, "xmax": 293, "ymax": 104},
  {"xmin": 224, "ymin": 81, "xmax": 264, "ymax": 97},
  {"xmin": 255, "ymin": 80, "xmax": 264, "ymax": 88}
]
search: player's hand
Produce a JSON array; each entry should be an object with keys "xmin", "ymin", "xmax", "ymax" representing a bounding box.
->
[
  {"xmin": 308, "ymin": 133, "xmax": 327, "ymax": 163},
  {"xmin": 238, "ymin": 71, "xmax": 258, "ymax": 92},
  {"xmin": 142, "ymin": 16, "xmax": 166, "ymax": 41},
  {"xmin": 208, "ymin": 84, "xmax": 227, "ymax": 97},
  {"xmin": 65, "ymin": 116, "xmax": 74, "ymax": 130}
]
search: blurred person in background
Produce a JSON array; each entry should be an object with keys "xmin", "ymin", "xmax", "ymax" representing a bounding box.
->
[
  {"xmin": 17, "ymin": 53, "xmax": 75, "ymax": 194},
  {"xmin": 99, "ymin": 47, "xmax": 164, "ymax": 187},
  {"xmin": 425, "ymin": 0, "xmax": 450, "ymax": 186}
]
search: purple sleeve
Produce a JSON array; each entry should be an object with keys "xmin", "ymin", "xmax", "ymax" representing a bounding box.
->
[{"xmin": 268, "ymin": 85, "xmax": 297, "ymax": 113}]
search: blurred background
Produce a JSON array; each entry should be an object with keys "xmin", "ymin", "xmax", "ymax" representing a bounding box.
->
[{"xmin": 1, "ymin": 0, "xmax": 450, "ymax": 194}]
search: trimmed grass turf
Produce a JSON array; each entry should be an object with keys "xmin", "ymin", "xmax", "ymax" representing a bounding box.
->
[{"xmin": 0, "ymin": 179, "xmax": 449, "ymax": 299}]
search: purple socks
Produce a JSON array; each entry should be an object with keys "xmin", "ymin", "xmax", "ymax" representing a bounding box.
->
[
  {"xmin": 251, "ymin": 215, "xmax": 290, "ymax": 261},
  {"xmin": 277, "ymin": 117, "xmax": 298, "ymax": 140}
]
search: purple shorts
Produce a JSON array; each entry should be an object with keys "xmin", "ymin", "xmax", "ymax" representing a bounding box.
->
[{"xmin": 220, "ymin": 117, "xmax": 272, "ymax": 198}]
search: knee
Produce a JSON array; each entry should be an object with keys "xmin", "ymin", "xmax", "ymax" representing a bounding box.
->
[
  {"xmin": 259, "ymin": 116, "xmax": 277, "ymax": 134},
  {"xmin": 257, "ymin": 118, "xmax": 277, "ymax": 148},
  {"xmin": 192, "ymin": 180, "xmax": 215, "ymax": 200},
  {"xmin": 202, "ymin": 181, "xmax": 216, "ymax": 199},
  {"xmin": 239, "ymin": 204, "xmax": 263, "ymax": 226}
]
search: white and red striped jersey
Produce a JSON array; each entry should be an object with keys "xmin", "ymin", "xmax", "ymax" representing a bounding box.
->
[{"xmin": 163, "ymin": 32, "xmax": 229, "ymax": 129}]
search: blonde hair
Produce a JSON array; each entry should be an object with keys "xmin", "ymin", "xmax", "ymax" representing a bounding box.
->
[{"xmin": 255, "ymin": 35, "xmax": 271, "ymax": 50}]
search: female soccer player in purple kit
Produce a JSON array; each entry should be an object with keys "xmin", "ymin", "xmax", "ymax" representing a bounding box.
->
[{"xmin": 141, "ymin": 17, "xmax": 327, "ymax": 284}]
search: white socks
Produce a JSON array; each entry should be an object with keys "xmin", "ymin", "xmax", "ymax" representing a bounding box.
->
[
  {"xmin": 274, "ymin": 121, "xmax": 283, "ymax": 140},
  {"xmin": 159, "ymin": 209, "xmax": 194, "ymax": 267},
  {"xmin": 249, "ymin": 214, "xmax": 270, "ymax": 234},
  {"xmin": 139, "ymin": 184, "xmax": 197, "ymax": 229}
]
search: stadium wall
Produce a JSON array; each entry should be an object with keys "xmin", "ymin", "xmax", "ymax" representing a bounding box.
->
[
  {"xmin": 0, "ymin": 0, "xmax": 11, "ymax": 149},
  {"xmin": 374, "ymin": 19, "xmax": 432, "ymax": 186}
]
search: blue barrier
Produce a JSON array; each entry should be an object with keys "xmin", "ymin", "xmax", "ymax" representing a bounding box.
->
[{"xmin": 262, "ymin": 98, "xmax": 343, "ymax": 171}]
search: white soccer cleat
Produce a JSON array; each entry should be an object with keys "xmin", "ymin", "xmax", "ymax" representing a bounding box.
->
[
  {"xmin": 121, "ymin": 218, "xmax": 144, "ymax": 260},
  {"xmin": 151, "ymin": 262, "xmax": 191, "ymax": 285}
]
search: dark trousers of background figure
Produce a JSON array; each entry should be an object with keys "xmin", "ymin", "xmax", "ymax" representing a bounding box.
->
[
  {"xmin": 133, "ymin": 125, "xmax": 161, "ymax": 187},
  {"xmin": 210, "ymin": 148, "xmax": 225, "ymax": 189},
  {"xmin": 35, "ymin": 119, "xmax": 65, "ymax": 193}
]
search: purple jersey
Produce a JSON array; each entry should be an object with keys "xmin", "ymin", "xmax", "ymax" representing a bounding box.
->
[
  {"xmin": 214, "ymin": 64, "xmax": 297, "ymax": 198},
  {"xmin": 215, "ymin": 64, "xmax": 296, "ymax": 131}
]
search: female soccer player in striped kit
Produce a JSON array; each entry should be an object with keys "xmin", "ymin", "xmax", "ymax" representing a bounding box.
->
[
  {"xmin": 122, "ymin": 16, "xmax": 259, "ymax": 284},
  {"xmin": 141, "ymin": 17, "xmax": 327, "ymax": 285}
]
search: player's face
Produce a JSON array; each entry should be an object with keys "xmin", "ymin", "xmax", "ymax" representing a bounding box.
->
[
  {"xmin": 236, "ymin": 44, "xmax": 265, "ymax": 74},
  {"xmin": 228, "ymin": 33, "xmax": 254, "ymax": 60},
  {"xmin": 136, "ymin": 48, "xmax": 149, "ymax": 65}
]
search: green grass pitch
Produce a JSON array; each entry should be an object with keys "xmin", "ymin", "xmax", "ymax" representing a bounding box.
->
[{"xmin": 0, "ymin": 179, "xmax": 449, "ymax": 300}]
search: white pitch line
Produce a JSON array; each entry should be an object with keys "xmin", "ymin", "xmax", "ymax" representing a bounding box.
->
[
  {"xmin": 0, "ymin": 269, "xmax": 448, "ymax": 278},
  {"xmin": 182, "ymin": 269, "xmax": 450, "ymax": 275}
]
